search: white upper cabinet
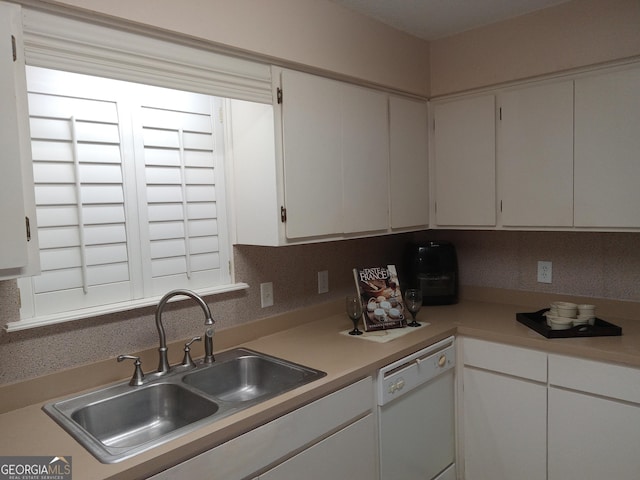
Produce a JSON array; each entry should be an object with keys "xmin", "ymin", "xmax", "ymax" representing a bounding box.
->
[
  {"xmin": 432, "ymin": 94, "xmax": 496, "ymax": 227},
  {"xmin": 341, "ymin": 83, "xmax": 389, "ymax": 235},
  {"xmin": 232, "ymin": 68, "xmax": 429, "ymax": 246},
  {"xmin": 430, "ymin": 63, "xmax": 640, "ymax": 232},
  {"xmin": 574, "ymin": 65, "xmax": 640, "ymax": 228},
  {"xmin": 229, "ymin": 99, "xmax": 281, "ymax": 246},
  {"xmin": 498, "ymin": 81, "xmax": 574, "ymax": 227},
  {"xmin": 280, "ymin": 69, "xmax": 343, "ymax": 239},
  {"xmin": 389, "ymin": 96, "xmax": 429, "ymax": 230},
  {"xmin": 280, "ymin": 69, "xmax": 390, "ymax": 239},
  {"xmin": 0, "ymin": 2, "xmax": 39, "ymax": 279}
]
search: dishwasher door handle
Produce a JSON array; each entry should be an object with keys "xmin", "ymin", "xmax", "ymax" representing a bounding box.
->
[{"xmin": 438, "ymin": 353, "xmax": 448, "ymax": 367}]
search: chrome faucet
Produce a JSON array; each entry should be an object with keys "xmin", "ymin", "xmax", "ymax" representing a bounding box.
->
[{"xmin": 155, "ymin": 289, "xmax": 215, "ymax": 374}]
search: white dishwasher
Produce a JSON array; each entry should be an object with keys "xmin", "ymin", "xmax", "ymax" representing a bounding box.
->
[{"xmin": 377, "ymin": 336, "xmax": 456, "ymax": 480}]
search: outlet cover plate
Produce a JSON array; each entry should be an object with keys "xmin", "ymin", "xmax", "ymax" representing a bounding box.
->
[{"xmin": 537, "ymin": 261, "xmax": 552, "ymax": 284}]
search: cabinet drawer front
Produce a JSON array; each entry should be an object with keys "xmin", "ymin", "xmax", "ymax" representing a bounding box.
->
[
  {"xmin": 462, "ymin": 337, "xmax": 547, "ymax": 382},
  {"xmin": 549, "ymin": 354, "xmax": 640, "ymax": 404}
]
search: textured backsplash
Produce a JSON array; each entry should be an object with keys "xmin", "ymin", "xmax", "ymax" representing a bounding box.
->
[
  {"xmin": 416, "ymin": 230, "xmax": 640, "ymax": 302},
  {"xmin": 0, "ymin": 230, "xmax": 638, "ymax": 384}
]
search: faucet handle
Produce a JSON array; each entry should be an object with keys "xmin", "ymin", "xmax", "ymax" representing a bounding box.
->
[
  {"xmin": 117, "ymin": 355, "xmax": 145, "ymax": 386},
  {"xmin": 182, "ymin": 336, "xmax": 202, "ymax": 367}
]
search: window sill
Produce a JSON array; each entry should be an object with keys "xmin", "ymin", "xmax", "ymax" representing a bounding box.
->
[{"xmin": 5, "ymin": 282, "xmax": 249, "ymax": 332}]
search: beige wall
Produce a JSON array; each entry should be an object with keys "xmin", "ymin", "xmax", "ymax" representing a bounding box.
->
[
  {"xmin": 430, "ymin": 0, "xmax": 640, "ymax": 96},
  {"xmin": 418, "ymin": 231, "xmax": 640, "ymax": 302},
  {"xmin": 41, "ymin": 0, "xmax": 431, "ymax": 96},
  {"xmin": 1, "ymin": 0, "xmax": 640, "ymax": 386}
]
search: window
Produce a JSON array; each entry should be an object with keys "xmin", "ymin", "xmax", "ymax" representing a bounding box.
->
[
  {"xmin": 17, "ymin": 67, "xmax": 235, "ymax": 324},
  {"xmin": 4, "ymin": 6, "xmax": 272, "ymax": 330}
]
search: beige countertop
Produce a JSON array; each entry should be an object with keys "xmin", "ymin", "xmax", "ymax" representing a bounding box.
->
[{"xmin": 1, "ymin": 288, "xmax": 639, "ymax": 479}]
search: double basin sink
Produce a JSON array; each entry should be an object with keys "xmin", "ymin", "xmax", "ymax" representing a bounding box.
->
[{"xmin": 43, "ymin": 348, "xmax": 326, "ymax": 463}]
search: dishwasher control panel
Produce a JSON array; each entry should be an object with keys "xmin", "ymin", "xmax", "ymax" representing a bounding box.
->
[{"xmin": 377, "ymin": 336, "xmax": 455, "ymax": 405}]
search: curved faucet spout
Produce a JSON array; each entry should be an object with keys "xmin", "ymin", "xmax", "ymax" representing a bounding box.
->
[{"xmin": 155, "ymin": 289, "xmax": 215, "ymax": 373}]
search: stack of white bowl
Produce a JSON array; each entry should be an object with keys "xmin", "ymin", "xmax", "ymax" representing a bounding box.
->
[{"xmin": 546, "ymin": 302, "xmax": 596, "ymax": 330}]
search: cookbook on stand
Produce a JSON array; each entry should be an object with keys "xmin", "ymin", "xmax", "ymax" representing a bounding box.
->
[{"xmin": 353, "ymin": 265, "xmax": 406, "ymax": 331}]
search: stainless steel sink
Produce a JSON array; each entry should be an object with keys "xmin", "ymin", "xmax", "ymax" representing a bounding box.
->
[
  {"xmin": 43, "ymin": 348, "xmax": 325, "ymax": 463},
  {"xmin": 70, "ymin": 383, "xmax": 219, "ymax": 449},
  {"xmin": 183, "ymin": 349, "xmax": 324, "ymax": 402}
]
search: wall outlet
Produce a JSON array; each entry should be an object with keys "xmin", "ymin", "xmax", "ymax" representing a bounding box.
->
[
  {"xmin": 537, "ymin": 261, "xmax": 552, "ymax": 284},
  {"xmin": 318, "ymin": 270, "xmax": 329, "ymax": 294},
  {"xmin": 260, "ymin": 282, "xmax": 274, "ymax": 307}
]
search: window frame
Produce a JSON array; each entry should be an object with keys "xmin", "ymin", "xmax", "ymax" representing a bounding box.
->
[{"xmin": 5, "ymin": 8, "xmax": 268, "ymax": 331}]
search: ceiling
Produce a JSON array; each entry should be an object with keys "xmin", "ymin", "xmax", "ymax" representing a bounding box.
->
[{"xmin": 331, "ymin": 0, "xmax": 572, "ymax": 40}]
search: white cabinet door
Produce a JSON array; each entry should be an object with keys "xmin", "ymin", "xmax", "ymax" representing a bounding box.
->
[
  {"xmin": 341, "ymin": 83, "xmax": 389, "ymax": 234},
  {"xmin": 463, "ymin": 367, "xmax": 547, "ymax": 480},
  {"xmin": 260, "ymin": 414, "xmax": 376, "ymax": 480},
  {"xmin": 281, "ymin": 69, "xmax": 343, "ymax": 239},
  {"xmin": 498, "ymin": 81, "xmax": 574, "ymax": 227},
  {"xmin": 548, "ymin": 354, "xmax": 640, "ymax": 479},
  {"xmin": 280, "ymin": 70, "xmax": 392, "ymax": 239},
  {"xmin": 432, "ymin": 95, "xmax": 496, "ymax": 227},
  {"xmin": 0, "ymin": 2, "xmax": 39, "ymax": 277},
  {"xmin": 229, "ymin": 99, "xmax": 280, "ymax": 246},
  {"xmin": 574, "ymin": 66, "xmax": 640, "ymax": 228},
  {"xmin": 461, "ymin": 338, "xmax": 547, "ymax": 480},
  {"xmin": 389, "ymin": 96, "xmax": 428, "ymax": 229},
  {"xmin": 548, "ymin": 387, "xmax": 640, "ymax": 480}
]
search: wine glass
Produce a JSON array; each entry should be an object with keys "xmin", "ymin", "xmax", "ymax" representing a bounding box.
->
[
  {"xmin": 404, "ymin": 288, "xmax": 423, "ymax": 327},
  {"xmin": 346, "ymin": 295, "xmax": 363, "ymax": 335}
]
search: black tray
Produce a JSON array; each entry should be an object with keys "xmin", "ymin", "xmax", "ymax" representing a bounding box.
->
[{"xmin": 516, "ymin": 309, "xmax": 622, "ymax": 338}]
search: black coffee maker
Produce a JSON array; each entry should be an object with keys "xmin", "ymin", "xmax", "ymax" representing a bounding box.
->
[{"xmin": 402, "ymin": 241, "xmax": 458, "ymax": 305}]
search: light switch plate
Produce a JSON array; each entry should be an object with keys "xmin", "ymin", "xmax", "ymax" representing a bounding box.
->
[
  {"xmin": 260, "ymin": 282, "xmax": 274, "ymax": 307},
  {"xmin": 318, "ymin": 270, "xmax": 329, "ymax": 294}
]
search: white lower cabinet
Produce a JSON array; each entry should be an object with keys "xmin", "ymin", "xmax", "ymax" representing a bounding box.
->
[
  {"xmin": 149, "ymin": 377, "xmax": 375, "ymax": 480},
  {"xmin": 548, "ymin": 355, "xmax": 640, "ymax": 480},
  {"xmin": 463, "ymin": 369, "xmax": 547, "ymax": 480},
  {"xmin": 258, "ymin": 414, "xmax": 375, "ymax": 480},
  {"xmin": 548, "ymin": 388, "xmax": 640, "ymax": 480},
  {"xmin": 461, "ymin": 339, "xmax": 640, "ymax": 480},
  {"xmin": 462, "ymin": 338, "xmax": 547, "ymax": 480},
  {"xmin": 461, "ymin": 338, "xmax": 547, "ymax": 480}
]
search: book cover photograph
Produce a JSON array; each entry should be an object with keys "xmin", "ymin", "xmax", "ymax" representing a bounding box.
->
[{"xmin": 353, "ymin": 265, "xmax": 406, "ymax": 331}]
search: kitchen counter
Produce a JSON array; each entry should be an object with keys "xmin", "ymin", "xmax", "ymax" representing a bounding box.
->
[{"xmin": 1, "ymin": 287, "xmax": 639, "ymax": 479}]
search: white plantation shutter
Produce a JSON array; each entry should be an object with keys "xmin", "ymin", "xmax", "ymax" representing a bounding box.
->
[
  {"xmin": 26, "ymin": 89, "xmax": 131, "ymax": 314},
  {"xmin": 135, "ymin": 91, "xmax": 228, "ymax": 295},
  {"xmin": 16, "ymin": 67, "xmax": 231, "ymax": 325}
]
